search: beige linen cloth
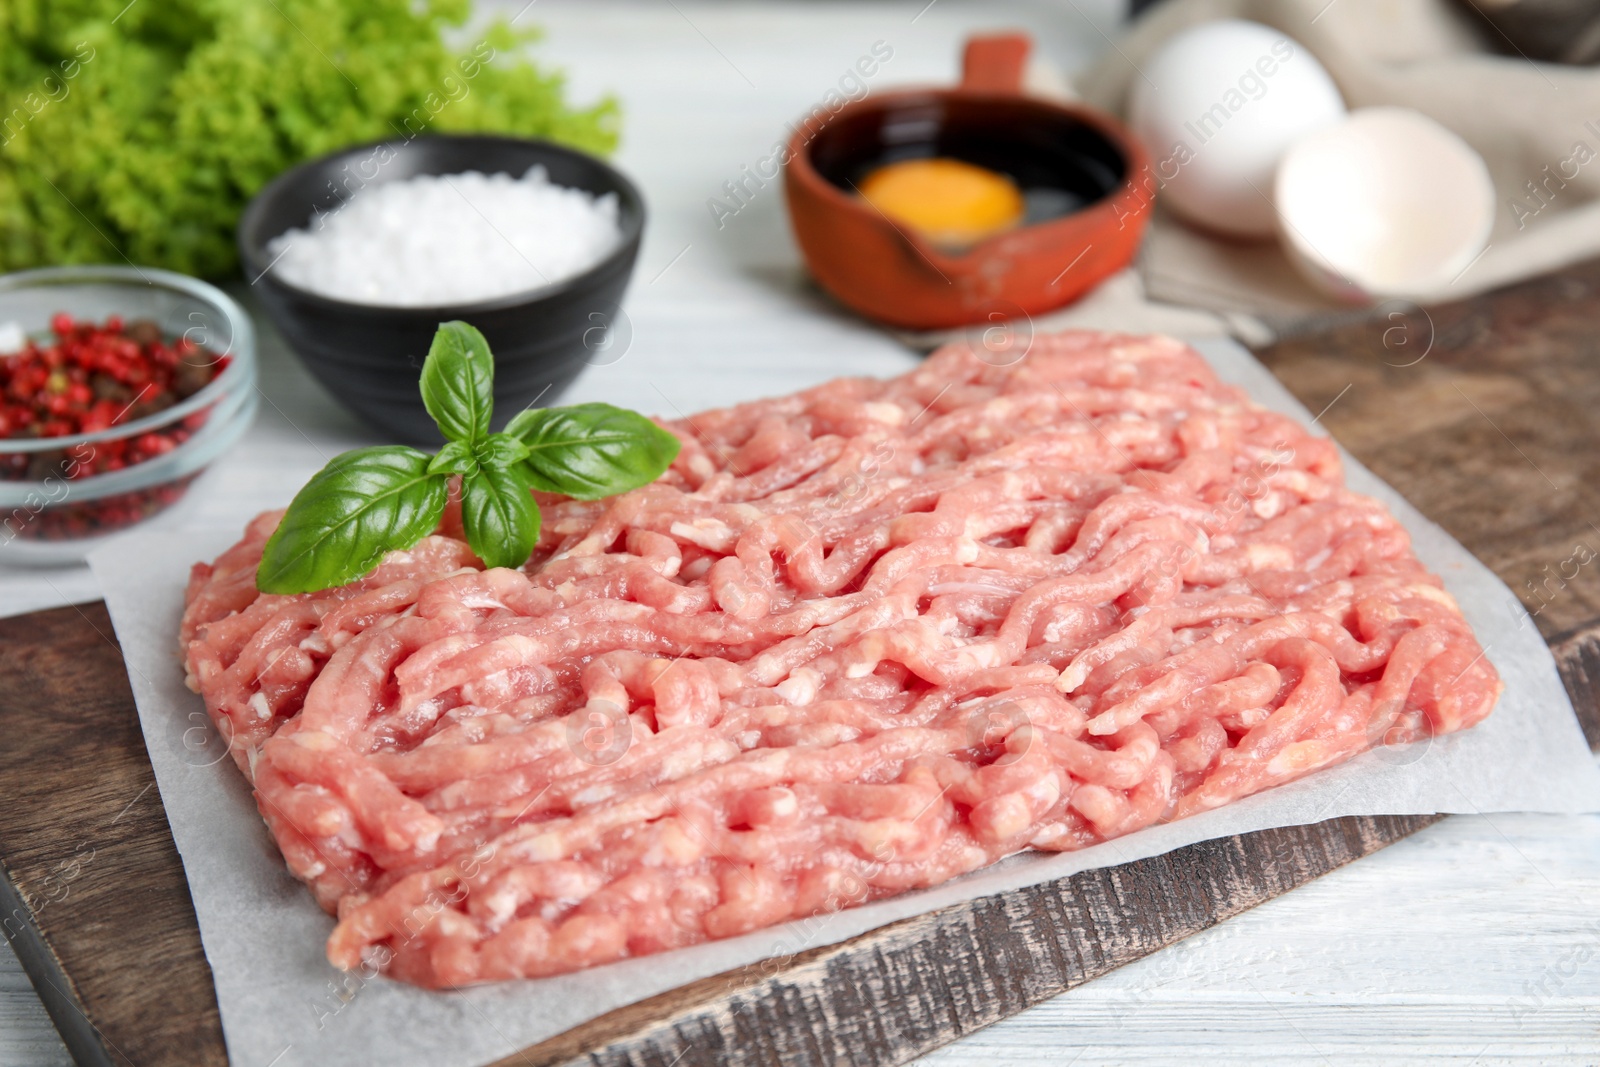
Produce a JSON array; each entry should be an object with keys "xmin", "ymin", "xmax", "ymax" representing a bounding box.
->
[{"xmin": 907, "ymin": 0, "xmax": 1600, "ymax": 347}]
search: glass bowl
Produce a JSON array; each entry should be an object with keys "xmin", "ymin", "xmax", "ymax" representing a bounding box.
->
[{"xmin": 0, "ymin": 265, "xmax": 257, "ymax": 565}]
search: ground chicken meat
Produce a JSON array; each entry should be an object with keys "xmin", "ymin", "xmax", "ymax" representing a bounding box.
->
[{"xmin": 180, "ymin": 331, "xmax": 1501, "ymax": 988}]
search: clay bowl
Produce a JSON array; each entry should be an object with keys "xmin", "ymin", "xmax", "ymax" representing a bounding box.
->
[{"xmin": 784, "ymin": 34, "xmax": 1151, "ymax": 332}]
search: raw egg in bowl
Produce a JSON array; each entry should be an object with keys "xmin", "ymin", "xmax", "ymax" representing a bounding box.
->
[{"xmin": 784, "ymin": 33, "xmax": 1150, "ymax": 331}]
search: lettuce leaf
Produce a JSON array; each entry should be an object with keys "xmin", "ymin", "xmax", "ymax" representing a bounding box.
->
[{"xmin": 0, "ymin": 0, "xmax": 620, "ymax": 277}]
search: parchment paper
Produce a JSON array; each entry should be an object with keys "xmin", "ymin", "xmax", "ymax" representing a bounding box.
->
[{"xmin": 91, "ymin": 339, "xmax": 1600, "ymax": 1067}]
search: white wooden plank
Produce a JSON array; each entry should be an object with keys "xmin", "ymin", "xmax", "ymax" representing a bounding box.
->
[{"xmin": 0, "ymin": 941, "xmax": 69, "ymax": 1066}]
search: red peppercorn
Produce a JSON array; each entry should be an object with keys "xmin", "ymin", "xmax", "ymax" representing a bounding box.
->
[
  {"xmin": 1, "ymin": 315, "xmax": 226, "ymax": 540},
  {"xmin": 132, "ymin": 432, "xmax": 175, "ymax": 457},
  {"xmin": 0, "ymin": 315, "xmax": 223, "ymax": 454}
]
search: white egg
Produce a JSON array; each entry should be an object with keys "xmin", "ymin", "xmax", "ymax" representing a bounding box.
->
[{"xmin": 1129, "ymin": 19, "xmax": 1346, "ymax": 238}]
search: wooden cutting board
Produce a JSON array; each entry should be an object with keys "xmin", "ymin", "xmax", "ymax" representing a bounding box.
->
[{"xmin": 4, "ymin": 260, "xmax": 1600, "ymax": 1067}]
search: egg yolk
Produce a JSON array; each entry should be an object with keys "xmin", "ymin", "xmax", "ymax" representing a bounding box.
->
[{"xmin": 858, "ymin": 158, "xmax": 1025, "ymax": 247}]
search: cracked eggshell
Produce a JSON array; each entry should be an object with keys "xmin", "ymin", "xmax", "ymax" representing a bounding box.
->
[{"xmin": 1275, "ymin": 107, "xmax": 1496, "ymax": 303}]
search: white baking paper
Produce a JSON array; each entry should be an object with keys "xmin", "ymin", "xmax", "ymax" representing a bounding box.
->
[{"xmin": 90, "ymin": 339, "xmax": 1600, "ymax": 1067}]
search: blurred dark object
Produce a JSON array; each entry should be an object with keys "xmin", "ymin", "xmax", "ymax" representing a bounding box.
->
[{"xmin": 1465, "ymin": 0, "xmax": 1600, "ymax": 64}]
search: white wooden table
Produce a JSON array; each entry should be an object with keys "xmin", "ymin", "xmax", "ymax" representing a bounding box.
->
[{"xmin": 3, "ymin": 3, "xmax": 1597, "ymax": 1063}]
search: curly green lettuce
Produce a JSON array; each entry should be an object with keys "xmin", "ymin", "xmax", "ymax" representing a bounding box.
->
[{"xmin": 0, "ymin": 0, "xmax": 619, "ymax": 278}]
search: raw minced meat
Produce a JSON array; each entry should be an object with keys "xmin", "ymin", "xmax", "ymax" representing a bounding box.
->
[{"xmin": 180, "ymin": 331, "xmax": 1501, "ymax": 987}]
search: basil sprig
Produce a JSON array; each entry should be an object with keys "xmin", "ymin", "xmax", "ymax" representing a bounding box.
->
[{"xmin": 256, "ymin": 321, "xmax": 680, "ymax": 594}]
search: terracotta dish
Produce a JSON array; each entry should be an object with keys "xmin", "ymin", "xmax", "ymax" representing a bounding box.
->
[{"xmin": 784, "ymin": 33, "xmax": 1150, "ymax": 331}]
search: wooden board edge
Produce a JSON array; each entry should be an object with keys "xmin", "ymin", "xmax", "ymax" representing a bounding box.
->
[
  {"xmin": 1548, "ymin": 622, "xmax": 1600, "ymax": 749},
  {"xmin": 0, "ymin": 858, "xmax": 117, "ymax": 1067}
]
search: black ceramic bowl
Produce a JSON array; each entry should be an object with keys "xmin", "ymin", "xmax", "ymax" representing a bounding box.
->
[{"xmin": 238, "ymin": 134, "xmax": 645, "ymax": 443}]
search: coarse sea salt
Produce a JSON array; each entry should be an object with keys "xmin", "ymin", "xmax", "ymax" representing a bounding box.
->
[{"xmin": 267, "ymin": 166, "xmax": 622, "ymax": 307}]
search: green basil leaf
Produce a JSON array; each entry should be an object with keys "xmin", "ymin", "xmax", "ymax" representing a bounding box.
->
[
  {"xmin": 257, "ymin": 447, "xmax": 448, "ymax": 594},
  {"xmin": 421, "ymin": 321, "xmax": 495, "ymax": 444},
  {"xmin": 504, "ymin": 403, "xmax": 681, "ymax": 501},
  {"xmin": 461, "ymin": 464, "xmax": 541, "ymax": 570},
  {"xmin": 428, "ymin": 439, "xmax": 479, "ymax": 477},
  {"xmin": 474, "ymin": 432, "xmax": 530, "ymax": 470}
]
